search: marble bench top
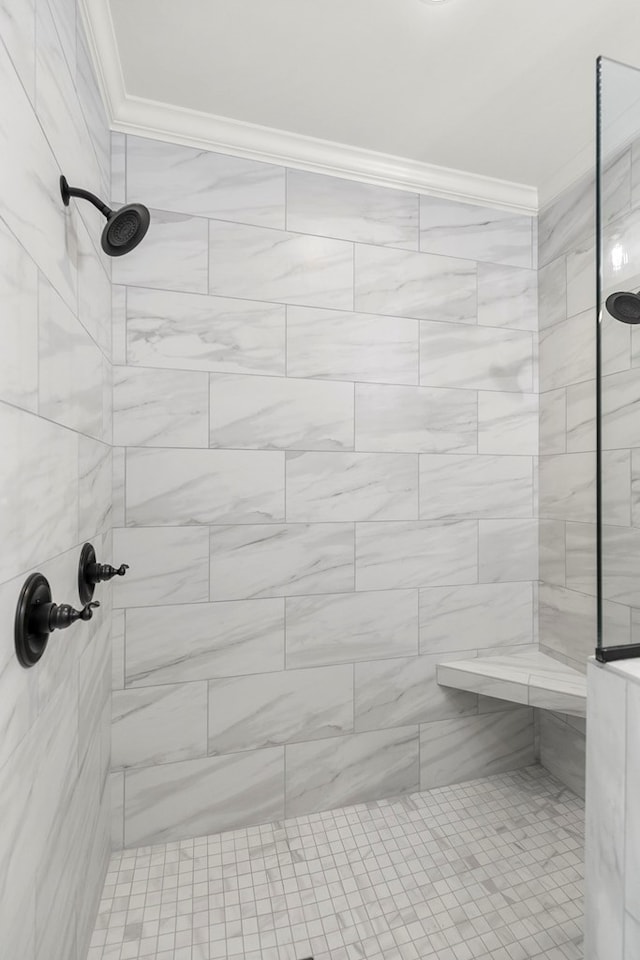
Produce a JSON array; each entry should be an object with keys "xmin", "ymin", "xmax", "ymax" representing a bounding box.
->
[{"xmin": 437, "ymin": 649, "xmax": 587, "ymax": 717}]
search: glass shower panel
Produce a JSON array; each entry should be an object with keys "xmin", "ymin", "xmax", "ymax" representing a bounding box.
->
[{"xmin": 597, "ymin": 56, "xmax": 640, "ymax": 659}]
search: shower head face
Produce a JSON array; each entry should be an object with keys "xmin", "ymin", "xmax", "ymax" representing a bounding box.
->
[
  {"xmin": 606, "ymin": 291, "xmax": 640, "ymax": 324},
  {"xmin": 101, "ymin": 203, "xmax": 150, "ymax": 257}
]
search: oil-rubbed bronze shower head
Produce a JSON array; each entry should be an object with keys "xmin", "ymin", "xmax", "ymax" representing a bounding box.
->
[
  {"xmin": 60, "ymin": 175, "xmax": 150, "ymax": 257},
  {"xmin": 606, "ymin": 290, "xmax": 640, "ymax": 324}
]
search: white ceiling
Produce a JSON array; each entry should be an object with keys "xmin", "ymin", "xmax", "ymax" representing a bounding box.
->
[{"xmin": 107, "ymin": 0, "xmax": 640, "ymax": 199}]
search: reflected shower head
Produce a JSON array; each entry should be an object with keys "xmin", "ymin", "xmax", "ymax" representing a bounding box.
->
[
  {"xmin": 606, "ymin": 290, "xmax": 640, "ymax": 324},
  {"xmin": 60, "ymin": 175, "xmax": 150, "ymax": 257}
]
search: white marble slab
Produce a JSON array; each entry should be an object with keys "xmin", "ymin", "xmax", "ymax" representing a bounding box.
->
[
  {"xmin": 419, "ymin": 582, "xmax": 533, "ymax": 654},
  {"xmin": 38, "ymin": 274, "xmax": 103, "ymax": 438},
  {"xmin": 113, "ymin": 365, "xmax": 210, "ymax": 447},
  {"xmin": 286, "ymin": 305, "xmax": 419, "ymax": 385},
  {"xmin": 285, "ymin": 727, "xmax": 419, "ymax": 817},
  {"xmin": 126, "ymin": 285, "xmax": 286, "ymax": 376},
  {"xmin": 286, "ymin": 170, "xmax": 419, "ymax": 247},
  {"xmin": 0, "ymin": 0, "xmax": 35, "ymax": 101},
  {"xmin": 420, "ymin": 321, "xmax": 533, "ymax": 392},
  {"xmin": 479, "ymin": 518, "xmax": 538, "ymax": 583},
  {"xmin": 112, "ymin": 526, "xmax": 210, "ymax": 608},
  {"xmin": 285, "ymin": 589, "xmax": 418, "ymax": 668},
  {"xmin": 112, "ymin": 684, "xmax": 208, "ymax": 769},
  {"xmin": 210, "ymin": 373, "xmax": 354, "ymax": 450},
  {"xmin": 0, "ymin": 217, "xmax": 38, "ymax": 412},
  {"xmin": 419, "ymin": 709, "xmax": 534, "ymax": 789},
  {"xmin": 355, "ymin": 520, "xmax": 477, "ymax": 591},
  {"xmin": 210, "ymin": 523, "xmax": 354, "ymax": 600},
  {"xmin": 0, "ymin": 38, "xmax": 76, "ymax": 312},
  {"xmin": 112, "ymin": 209, "xmax": 209, "ymax": 293},
  {"xmin": 478, "ymin": 392, "xmax": 538, "ymax": 455},
  {"xmin": 208, "ymin": 665, "xmax": 354, "ymax": 753},
  {"xmin": 436, "ymin": 649, "xmax": 587, "ymax": 716},
  {"xmin": 126, "ymin": 598, "xmax": 284, "ymax": 686},
  {"xmin": 355, "ymin": 382, "xmax": 477, "ymax": 453},
  {"xmin": 285, "ymin": 451, "xmax": 418, "ymax": 521},
  {"xmin": 585, "ymin": 662, "xmax": 627, "ymax": 960},
  {"xmin": 477, "ymin": 263, "xmax": 537, "ymax": 331},
  {"xmin": 419, "ymin": 454, "xmax": 533, "ymax": 519},
  {"xmin": 355, "ymin": 653, "xmax": 478, "ymax": 731},
  {"xmin": 126, "ymin": 447, "xmax": 285, "ymax": 525},
  {"xmin": 0, "ymin": 403, "xmax": 78, "ymax": 584},
  {"xmin": 127, "ymin": 136, "xmax": 285, "ymax": 228},
  {"xmin": 354, "ymin": 244, "xmax": 476, "ymax": 323},
  {"xmin": 419, "ymin": 197, "xmax": 533, "ymax": 268},
  {"xmin": 124, "ymin": 748, "xmax": 285, "ymax": 846},
  {"xmin": 209, "ymin": 220, "xmax": 353, "ymax": 309}
]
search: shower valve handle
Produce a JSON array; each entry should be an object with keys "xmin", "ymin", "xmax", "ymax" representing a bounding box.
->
[
  {"xmin": 78, "ymin": 543, "xmax": 129, "ymax": 604},
  {"xmin": 36, "ymin": 600, "xmax": 100, "ymax": 633},
  {"xmin": 86, "ymin": 561, "xmax": 129, "ymax": 584}
]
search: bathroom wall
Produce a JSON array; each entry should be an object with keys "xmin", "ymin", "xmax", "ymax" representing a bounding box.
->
[
  {"xmin": 585, "ymin": 658, "xmax": 640, "ymax": 960},
  {"xmin": 0, "ymin": 2, "xmax": 112, "ymax": 958},
  {"xmin": 110, "ymin": 133, "xmax": 538, "ymax": 847}
]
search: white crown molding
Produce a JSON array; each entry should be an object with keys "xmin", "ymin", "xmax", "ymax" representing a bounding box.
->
[{"xmin": 79, "ymin": 1, "xmax": 538, "ymax": 215}]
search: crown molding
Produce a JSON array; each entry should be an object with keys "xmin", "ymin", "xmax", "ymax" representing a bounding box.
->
[{"xmin": 78, "ymin": 1, "xmax": 538, "ymax": 215}]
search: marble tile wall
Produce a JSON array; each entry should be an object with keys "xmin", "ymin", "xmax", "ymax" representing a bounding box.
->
[
  {"xmin": 111, "ymin": 133, "xmax": 538, "ymax": 847},
  {"xmin": 585, "ymin": 659, "xmax": 640, "ymax": 960},
  {"xmin": 0, "ymin": 2, "xmax": 112, "ymax": 959}
]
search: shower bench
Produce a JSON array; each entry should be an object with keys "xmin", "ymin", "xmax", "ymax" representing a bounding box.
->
[{"xmin": 436, "ymin": 648, "xmax": 586, "ymax": 717}]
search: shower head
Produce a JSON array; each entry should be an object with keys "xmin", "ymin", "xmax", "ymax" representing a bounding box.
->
[
  {"xmin": 60, "ymin": 175, "xmax": 150, "ymax": 257},
  {"xmin": 606, "ymin": 290, "xmax": 640, "ymax": 324}
]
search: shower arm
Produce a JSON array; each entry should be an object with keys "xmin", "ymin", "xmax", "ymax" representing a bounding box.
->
[{"xmin": 60, "ymin": 175, "xmax": 113, "ymax": 219}]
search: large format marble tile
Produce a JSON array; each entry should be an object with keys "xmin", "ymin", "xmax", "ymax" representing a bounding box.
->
[
  {"xmin": 539, "ymin": 519, "xmax": 567, "ymax": 587},
  {"xmin": 208, "ymin": 665, "xmax": 354, "ymax": 753},
  {"xmin": 112, "ymin": 527, "xmax": 210, "ymax": 608},
  {"xmin": 112, "ymin": 683, "xmax": 208, "ymax": 769},
  {"xmin": 0, "ymin": 38, "xmax": 76, "ymax": 312},
  {"xmin": 601, "ymin": 368, "xmax": 640, "ymax": 449},
  {"xmin": 78, "ymin": 436, "xmax": 112, "ymax": 543},
  {"xmin": 355, "ymin": 520, "xmax": 477, "ymax": 591},
  {"xmin": 477, "ymin": 263, "xmax": 537, "ymax": 331},
  {"xmin": 126, "ymin": 598, "xmax": 284, "ymax": 686},
  {"xmin": 112, "ymin": 209, "xmax": 209, "ymax": 293},
  {"xmin": 479, "ymin": 519, "xmax": 538, "ymax": 582},
  {"xmin": 111, "ymin": 132, "xmax": 125, "ymax": 203},
  {"xmin": 539, "ymin": 310, "xmax": 595, "ymax": 391},
  {"xmin": 113, "ymin": 366, "xmax": 210, "ymax": 447},
  {"xmin": 419, "ymin": 582, "xmax": 533, "ymax": 653},
  {"xmin": 124, "ymin": 748, "xmax": 285, "ymax": 846},
  {"xmin": 210, "ymin": 523, "xmax": 354, "ymax": 600},
  {"xmin": 0, "ymin": 403, "xmax": 78, "ymax": 584},
  {"xmin": 539, "ymin": 453, "xmax": 596, "ymax": 522},
  {"xmin": 538, "ymin": 257, "xmax": 566, "ymax": 330},
  {"xmin": 355, "ymin": 654, "xmax": 477, "ymax": 731},
  {"xmin": 0, "ymin": 217, "xmax": 38, "ymax": 411},
  {"xmin": 539, "ymin": 584, "xmax": 595, "ymax": 663},
  {"xmin": 567, "ymin": 240, "xmax": 596, "ymax": 318},
  {"xmin": 210, "ymin": 373, "xmax": 354, "ymax": 450},
  {"xmin": 420, "ymin": 321, "xmax": 533, "ymax": 391},
  {"xmin": 539, "ymin": 387, "xmax": 568, "ymax": 455},
  {"xmin": 419, "ymin": 708, "xmax": 534, "ymax": 789},
  {"xmin": 419, "ymin": 454, "xmax": 533, "ymax": 519},
  {"xmin": 126, "ymin": 286, "xmax": 286, "ymax": 375},
  {"xmin": 285, "ymin": 589, "xmax": 418, "ymax": 667},
  {"xmin": 285, "ymin": 451, "xmax": 418, "ymax": 521},
  {"xmin": 286, "ymin": 305, "xmax": 419, "ymax": 385},
  {"xmin": 285, "ymin": 727, "xmax": 419, "ymax": 817},
  {"xmin": 565, "ymin": 378, "xmax": 595, "ymax": 453},
  {"xmin": 355, "ymin": 382, "xmax": 477, "ymax": 453},
  {"xmin": 538, "ymin": 173, "xmax": 594, "ymax": 266},
  {"xmin": 76, "ymin": 214, "xmax": 111, "ymax": 356},
  {"xmin": 126, "ymin": 136, "xmax": 285, "ymax": 227},
  {"xmin": 126, "ymin": 447, "xmax": 285, "ymax": 525},
  {"xmin": 286, "ymin": 170, "xmax": 419, "ymax": 247},
  {"xmin": 0, "ymin": 0, "xmax": 35, "ymax": 101},
  {"xmin": 38, "ymin": 272, "xmax": 103, "ymax": 438},
  {"xmin": 585, "ymin": 662, "xmax": 627, "ymax": 960},
  {"xmin": 354, "ymin": 244, "xmax": 476, "ymax": 323},
  {"xmin": 76, "ymin": 20, "xmax": 110, "ymax": 200},
  {"xmin": 209, "ymin": 220, "xmax": 353, "ymax": 309},
  {"xmin": 626, "ymin": 681, "xmax": 640, "ymax": 924},
  {"xmin": 419, "ymin": 197, "xmax": 533, "ymax": 267},
  {"xmin": 538, "ymin": 712, "xmax": 585, "ymax": 798},
  {"xmin": 601, "ymin": 525, "xmax": 640, "ymax": 607},
  {"xmin": 478, "ymin": 392, "xmax": 538, "ymax": 455}
]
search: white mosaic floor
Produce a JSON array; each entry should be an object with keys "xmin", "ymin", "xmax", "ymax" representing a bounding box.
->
[{"xmin": 87, "ymin": 765, "xmax": 584, "ymax": 960}]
